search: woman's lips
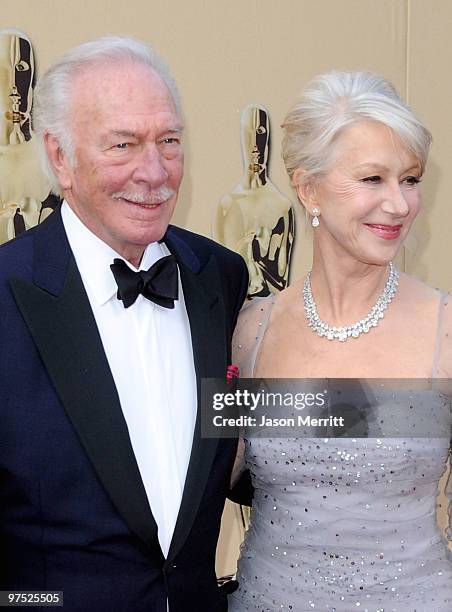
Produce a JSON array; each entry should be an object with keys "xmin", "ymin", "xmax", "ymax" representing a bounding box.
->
[{"xmin": 365, "ymin": 223, "xmax": 402, "ymax": 240}]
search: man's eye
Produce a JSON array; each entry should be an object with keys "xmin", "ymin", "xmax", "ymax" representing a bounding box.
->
[
  {"xmin": 362, "ymin": 175, "xmax": 381, "ymax": 183},
  {"xmin": 115, "ymin": 143, "xmax": 129, "ymax": 149},
  {"xmin": 403, "ymin": 176, "xmax": 421, "ymax": 186}
]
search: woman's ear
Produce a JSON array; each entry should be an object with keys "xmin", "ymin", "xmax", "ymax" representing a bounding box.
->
[{"xmin": 292, "ymin": 168, "xmax": 318, "ymax": 215}]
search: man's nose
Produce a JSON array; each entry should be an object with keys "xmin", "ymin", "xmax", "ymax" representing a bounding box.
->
[
  {"xmin": 382, "ymin": 181, "xmax": 410, "ymax": 217},
  {"xmin": 133, "ymin": 145, "xmax": 169, "ymax": 186}
]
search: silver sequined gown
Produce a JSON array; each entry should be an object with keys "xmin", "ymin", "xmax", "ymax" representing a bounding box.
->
[{"xmin": 229, "ymin": 296, "xmax": 452, "ymax": 612}]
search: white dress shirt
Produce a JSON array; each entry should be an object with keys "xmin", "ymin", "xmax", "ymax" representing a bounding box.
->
[{"xmin": 62, "ymin": 201, "xmax": 197, "ymax": 557}]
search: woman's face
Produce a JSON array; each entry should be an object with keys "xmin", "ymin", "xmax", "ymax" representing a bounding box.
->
[{"xmin": 304, "ymin": 121, "xmax": 423, "ymax": 266}]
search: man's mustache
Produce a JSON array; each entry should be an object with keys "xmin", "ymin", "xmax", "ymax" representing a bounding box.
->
[{"xmin": 112, "ymin": 186, "xmax": 176, "ymax": 204}]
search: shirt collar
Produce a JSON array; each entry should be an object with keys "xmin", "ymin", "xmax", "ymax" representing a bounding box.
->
[{"xmin": 61, "ymin": 200, "xmax": 169, "ymax": 306}]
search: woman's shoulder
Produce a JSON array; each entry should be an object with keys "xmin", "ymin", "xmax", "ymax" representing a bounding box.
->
[
  {"xmin": 399, "ymin": 273, "xmax": 452, "ymax": 377},
  {"xmin": 398, "ymin": 273, "xmax": 452, "ymax": 336},
  {"xmin": 236, "ymin": 282, "xmax": 302, "ymax": 332},
  {"xmin": 240, "ymin": 293, "xmax": 277, "ymax": 313},
  {"xmin": 398, "ymin": 271, "xmax": 442, "ymax": 297}
]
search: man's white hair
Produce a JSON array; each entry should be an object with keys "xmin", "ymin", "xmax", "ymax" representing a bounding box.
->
[
  {"xmin": 282, "ymin": 70, "xmax": 432, "ymax": 186},
  {"xmin": 32, "ymin": 36, "xmax": 182, "ymax": 196}
]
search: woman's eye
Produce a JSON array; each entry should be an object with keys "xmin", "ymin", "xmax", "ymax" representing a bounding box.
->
[
  {"xmin": 115, "ymin": 143, "xmax": 129, "ymax": 150},
  {"xmin": 403, "ymin": 176, "xmax": 421, "ymax": 186},
  {"xmin": 362, "ymin": 175, "xmax": 381, "ymax": 184}
]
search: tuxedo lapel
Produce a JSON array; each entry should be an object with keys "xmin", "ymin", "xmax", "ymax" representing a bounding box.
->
[
  {"xmin": 164, "ymin": 232, "xmax": 228, "ymax": 563},
  {"xmin": 9, "ymin": 210, "xmax": 163, "ymax": 559}
]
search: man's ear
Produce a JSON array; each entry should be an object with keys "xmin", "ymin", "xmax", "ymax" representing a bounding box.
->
[
  {"xmin": 43, "ymin": 132, "xmax": 73, "ymax": 191},
  {"xmin": 292, "ymin": 167, "xmax": 319, "ymax": 215}
]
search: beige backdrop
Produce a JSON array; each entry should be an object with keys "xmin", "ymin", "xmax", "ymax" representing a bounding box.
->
[{"xmin": 2, "ymin": 0, "xmax": 451, "ymax": 577}]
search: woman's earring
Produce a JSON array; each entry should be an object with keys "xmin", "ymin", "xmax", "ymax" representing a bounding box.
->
[{"xmin": 311, "ymin": 208, "xmax": 320, "ymax": 228}]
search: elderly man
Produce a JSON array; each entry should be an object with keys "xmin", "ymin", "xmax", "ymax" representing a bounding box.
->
[{"xmin": 0, "ymin": 37, "xmax": 248, "ymax": 612}]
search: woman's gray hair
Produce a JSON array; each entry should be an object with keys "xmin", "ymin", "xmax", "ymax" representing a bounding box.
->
[
  {"xmin": 282, "ymin": 71, "xmax": 432, "ymax": 185},
  {"xmin": 32, "ymin": 36, "xmax": 182, "ymax": 195}
]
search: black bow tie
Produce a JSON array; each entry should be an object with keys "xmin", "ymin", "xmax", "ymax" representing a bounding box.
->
[{"xmin": 110, "ymin": 255, "xmax": 178, "ymax": 309}]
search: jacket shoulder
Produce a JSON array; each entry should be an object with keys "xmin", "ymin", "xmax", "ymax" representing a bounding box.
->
[
  {"xmin": 0, "ymin": 229, "xmax": 36, "ymax": 279},
  {"xmin": 166, "ymin": 225, "xmax": 246, "ymax": 271}
]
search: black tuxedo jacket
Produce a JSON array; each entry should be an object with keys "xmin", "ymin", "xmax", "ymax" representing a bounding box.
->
[{"xmin": 0, "ymin": 208, "xmax": 248, "ymax": 612}]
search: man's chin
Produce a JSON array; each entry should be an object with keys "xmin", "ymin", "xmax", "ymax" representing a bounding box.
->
[{"xmin": 131, "ymin": 223, "xmax": 171, "ymax": 247}]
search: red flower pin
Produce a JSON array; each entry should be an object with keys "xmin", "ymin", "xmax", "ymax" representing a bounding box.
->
[{"xmin": 226, "ymin": 364, "xmax": 239, "ymax": 384}]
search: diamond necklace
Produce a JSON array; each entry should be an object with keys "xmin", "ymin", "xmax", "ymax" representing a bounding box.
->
[{"xmin": 303, "ymin": 262, "xmax": 399, "ymax": 342}]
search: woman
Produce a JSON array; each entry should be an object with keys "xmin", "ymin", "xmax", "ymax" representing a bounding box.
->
[{"xmin": 229, "ymin": 71, "xmax": 452, "ymax": 611}]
